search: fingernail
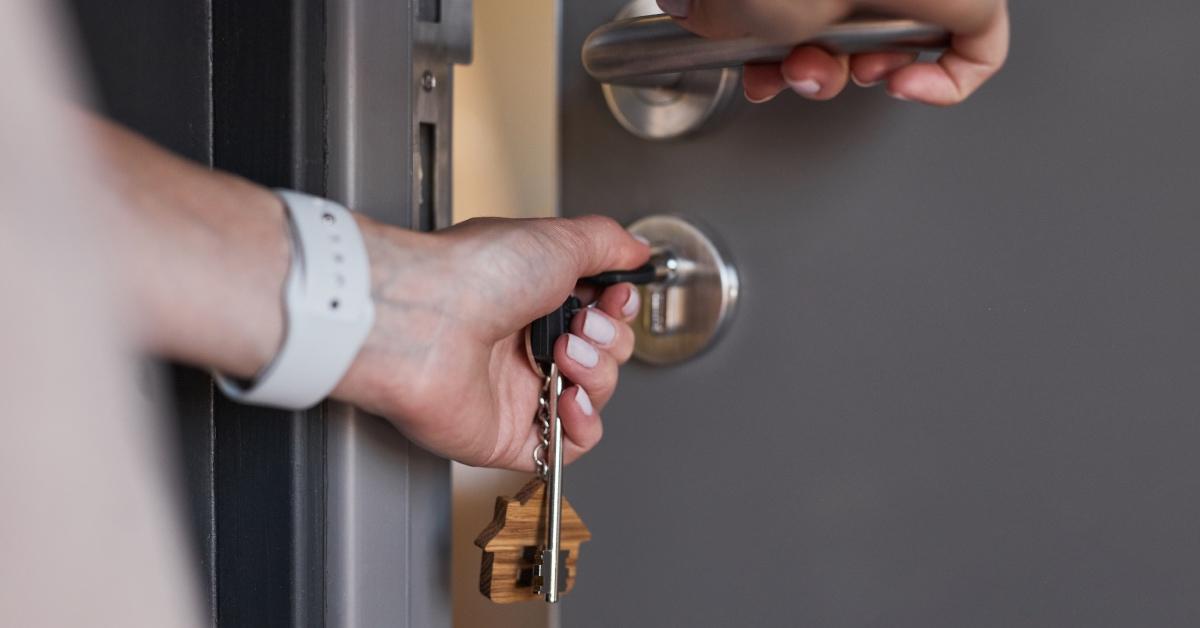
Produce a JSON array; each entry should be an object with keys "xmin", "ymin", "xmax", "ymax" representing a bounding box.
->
[
  {"xmin": 656, "ymin": 0, "xmax": 689, "ymax": 18},
  {"xmin": 575, "ymin": 387, "xmax": 594, "ymax": 416},
  {"xmin": 788, "ymin": 78, "xmax": 822, "ymax": 97},
  {"xmin": 566, "ymin": 334, "xmax": 599, "ymax": 368},
  {"xmin": 745, "ymin": 89, "xmax": 777, "ymax": 104},
  {"xmin": 622, "ymin": 288, "xmax": 640, "ymax": 319},
  {"xmin": 581, "ymin": 310, "xmax": 616, "ymax": 346},
  {"xmin": 633, "ymin": 234, "xmax": 651, "ymax": 246},
  {"xmin": 851, "ymin": 74, "xmax": 880, "ymax": 88},
  {"xmin": 887, "ymin": 89, "xmax": 912, "ymax": 102}
]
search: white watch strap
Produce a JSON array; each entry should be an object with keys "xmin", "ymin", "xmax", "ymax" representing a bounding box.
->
[{"xmin": 215, "ymin": 190, "xmax": 375, "ymax": 410}]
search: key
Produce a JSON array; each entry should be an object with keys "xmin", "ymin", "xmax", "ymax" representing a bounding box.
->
[
  {"xmin": 476, "ymin": 297, "xmax": 588, "ymax": 604},
  {"xmin": 527, "ymin": 297, "xmax": 580, "ymax": 603},
  {"xmin": 477, "ymin": 265, "xmax": 664, "ymax": 604}
]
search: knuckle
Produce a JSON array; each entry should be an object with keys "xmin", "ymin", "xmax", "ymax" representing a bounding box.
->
[
  {"xmin": 615, "ymin": 340, "xmax": 635, "ymax": 364},
  {"xmin": 598, "ymin": 360, "xmax": 620, "ymax": 394},
  {"xmin": 573, "ymin": 214, "xmax": 624, "ymax": 241}
]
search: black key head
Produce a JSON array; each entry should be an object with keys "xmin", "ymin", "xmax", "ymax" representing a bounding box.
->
[{"xmin": 525, "ymin": 296, "xmax": 583, "ymax": 377}]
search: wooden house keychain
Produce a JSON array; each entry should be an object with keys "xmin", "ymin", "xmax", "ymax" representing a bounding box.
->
[
  {"xmin": 475, "ymin": 296, "xmax": 590, "ymax": 604},
  {"xmin": 475, "ymin": 263, "xmax": 660, "ymax": 604}
]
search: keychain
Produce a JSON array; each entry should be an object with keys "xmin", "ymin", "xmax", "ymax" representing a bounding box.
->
[
  {"xmin": 475, "ymin": 263, "xmax": 658, "ymax": 604},
  {"xmin": 475, "ymin": 297, "xmax": 591, "ymax": 604}
]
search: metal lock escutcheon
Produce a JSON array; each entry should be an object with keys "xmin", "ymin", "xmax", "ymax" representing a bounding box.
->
[{"xmin": 626, "ymin": 215, "xmax": 739, "ymax": 365}]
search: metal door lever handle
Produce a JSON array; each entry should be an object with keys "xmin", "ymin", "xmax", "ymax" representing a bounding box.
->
[{"xmin": 582, "ymin": 14, "xmax": 950, "ymax": 87}]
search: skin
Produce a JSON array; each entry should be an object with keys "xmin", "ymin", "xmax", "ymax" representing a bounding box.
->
[
  {"xmin": 92, "ymin": 114, "xmax": 649, "ymax": 472},
  {"xmin": 657, "ymin": 0, "xmax": 1010, "ymax": 106}
]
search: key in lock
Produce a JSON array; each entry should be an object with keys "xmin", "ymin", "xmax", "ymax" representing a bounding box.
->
[{"xmin": 587, "ymin": 215, "xmax": 740, "ymax": 366}]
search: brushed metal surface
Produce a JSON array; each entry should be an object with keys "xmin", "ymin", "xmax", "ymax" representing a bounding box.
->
[
  {"xmin": 583, "ymin": 14, "xmax": 948, "ymax": 86},
  {"xmin": 627, "ymin": 215, "xmax": 739, "ymax": 365},
  {"xmin": 597, "ymin": 0, "xmax": 739, "ymax": 140}
]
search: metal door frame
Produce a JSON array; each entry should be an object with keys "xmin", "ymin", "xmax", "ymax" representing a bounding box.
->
[{"xmin": 67, "ymin": 1, "xmax": 470, "ymax": 625}]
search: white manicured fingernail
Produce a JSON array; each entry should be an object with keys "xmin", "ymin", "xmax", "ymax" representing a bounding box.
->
[
  {"xmin": 888, "ymin": 89, "xmax": 912, "ymax": 102},
  {"xmin": 745, "ymin": 89, "xmax": 777, "ymax": 104},
  {"xmin": 788, "ymin": 78, "xmax": 822, "ymax": 97},
  {"xmin": 656, "ymin": 0, "xmax": 689, "ymax": 18},
  {"xmin": 566, "ymin": 334, "xmax": 599, "ymax": 368},
  {"xmin": 581, "ymin": 310, "xmax": 616, "ymax": 345},
  {"xmin": 575, "ymin": 387, "xmax": 594, "ymax": 416},
  {"xmin": 633, "ymin": 234, "xmax": 650, "ymax": 246},
  {"xmin": 851, "ymin": 74, "xmax": 880, "ymax": 88},
  {"xmin": 622, "ymin": 288, "xmax": 640, "ymax": 319}
]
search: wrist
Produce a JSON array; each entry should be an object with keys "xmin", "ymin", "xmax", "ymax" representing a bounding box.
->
[{"xmin": 330, "ymin": 216, "xmax": 451, "ymax": 414}]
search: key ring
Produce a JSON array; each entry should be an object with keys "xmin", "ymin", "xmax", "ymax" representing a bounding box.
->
[{"xmin": 531, "ymin": 373, "xmax": 553, "ymax": 478}]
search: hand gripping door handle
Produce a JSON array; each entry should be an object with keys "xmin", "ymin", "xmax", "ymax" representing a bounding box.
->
[{"xmin": 582, "ymin": 14, "xmax": 950, "ymax": 87}]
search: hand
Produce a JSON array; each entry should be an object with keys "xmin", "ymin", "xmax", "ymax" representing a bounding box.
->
[
  {"xmin": 335, "ymin": 216, "xmax": 650, "ymax": 470},
  {"xmin": 657, "ymin": 0, "xmax": 1009, "ymax": 106},
  {"xmin": 90, "ymin": 111, "xmax": 649, "ymax": 472}
]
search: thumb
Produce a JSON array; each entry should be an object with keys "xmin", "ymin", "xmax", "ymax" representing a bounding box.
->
[
  {"xmin": 550, "ymin": 215, "xmax": 650, "ymax": 280},
  {"xmin": 500, "ymin": 216, "xmax": 648, "ymax": 331},
  {"xmin": 658, "ymin": 0, "xmax": 847, "ymax": 42}
]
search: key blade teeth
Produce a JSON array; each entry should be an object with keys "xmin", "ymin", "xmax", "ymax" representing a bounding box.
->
[
  {"xmin": 533, "ymin": 561, "xmax": 545, "ymax": 596},
  {"xmin": 534, "ymin": 549, "xmax": 570, "ymax": 599}
]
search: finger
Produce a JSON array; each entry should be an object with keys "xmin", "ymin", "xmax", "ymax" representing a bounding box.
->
[
  {"xmin": 554, "ymin": 333, "xmax": 619, "ymax": 409},
  {"xmin": 780, "ymin": 46, "xmax": 850, "ymax": 100},
  {"xmin": 560, "ymin": 385, "xmax": 603, "ymax": 465},
  {"xmin": 849, "ymin": 52, "xmax": 918, "ymax": 87},
  {"xmin": 573, "ymin": 283, "xmax": 601, "ymax": 306},
  {"xmin": 885, "ymin": 3, "xmax": 1010, "ymax": 106},
  {"xmin": 666, "ymin": 0, "xmax": 848, "ymax": 42},
  {"xmin": 594, "ymin": 283, "xmax": 640, "ymax": 322},
  {"xmin": 743, "ymin": 63, "xmax": 786, "ymax": 103},
  {"xmin": 572, "ymin": 306, "xmax": 635, "ymax": 364},
  {"xmin": 495, "ymin": 424, "xmax": 540, "ymax": 473},
  {"xmin": 554, "ymin": 215, "xmax": 651, "ymax": 278}
]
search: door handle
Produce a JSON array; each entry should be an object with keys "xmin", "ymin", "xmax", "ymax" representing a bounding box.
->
[
  {"xmin": 582, "ymin": 2, "xmax": 951, "ymax": 140},
  {"xmin": 582, "ymin": 14, "xmax": 950, "ymax": 87}
]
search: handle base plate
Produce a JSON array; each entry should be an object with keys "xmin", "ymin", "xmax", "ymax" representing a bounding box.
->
[{"xmin": 600, "ymin": 0, "xmax": 739, "ymax": 141}]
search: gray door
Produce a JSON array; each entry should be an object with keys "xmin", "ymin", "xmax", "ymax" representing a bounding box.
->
[{"xmin": 561, "ymin": 2, "xmax": 1200, "ymax": 626}]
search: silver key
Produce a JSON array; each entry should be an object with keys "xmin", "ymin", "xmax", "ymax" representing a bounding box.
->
[
  {"xmin": 526, "ymin": 297, "xmax": 581, "ymax": 603},
  {"xmin": 539, "ymin": 362, "xmax": 566, "ymax": 602}
]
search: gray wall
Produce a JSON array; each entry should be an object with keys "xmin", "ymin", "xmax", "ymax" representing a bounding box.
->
[{"xmin": 560, "ymin": 2, "xmax": 1200, "ymax": 626}]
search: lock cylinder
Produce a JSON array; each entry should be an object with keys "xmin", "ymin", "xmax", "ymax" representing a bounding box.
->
[{"xmin": 625, "ymin": 215, "xmax": 739, "ymax": 365}]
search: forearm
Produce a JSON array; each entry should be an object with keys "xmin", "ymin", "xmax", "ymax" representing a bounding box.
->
[{"xmin": 87, "ymin": 113, "xmax": 289, "ymax": 378}]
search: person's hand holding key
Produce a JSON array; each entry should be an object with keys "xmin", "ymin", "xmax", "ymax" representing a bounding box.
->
[{"xmin": 332, "ymin": 214, "xmax": 649, "ymax": 470}]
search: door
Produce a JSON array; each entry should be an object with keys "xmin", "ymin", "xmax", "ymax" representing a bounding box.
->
[{"xmin": 560, "ymin": 2, "xmax": 1200, "ymax": 626}]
